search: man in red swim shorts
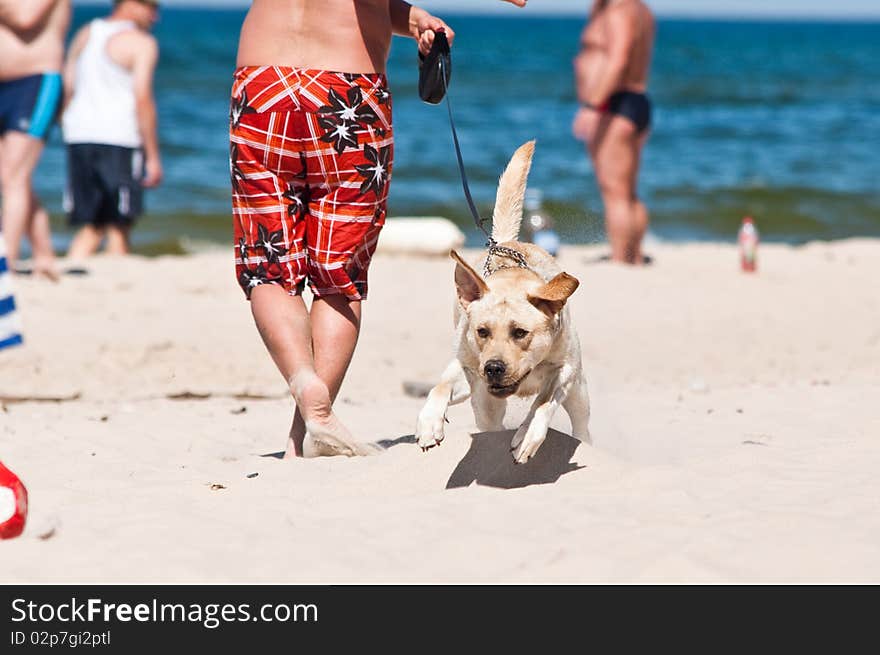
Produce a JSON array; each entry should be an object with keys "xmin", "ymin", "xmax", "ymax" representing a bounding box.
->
[
  {"xmin": 232, "ymin": 1, "xmax": 525, "ymax": 459},
  {"xmin": 230, "ymin": 1, "xmax": 436, "ymax": 459}
]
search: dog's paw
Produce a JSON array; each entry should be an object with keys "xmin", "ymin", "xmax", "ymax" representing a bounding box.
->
[
  {"xmin": 510, "ymin": 422, "xmax": 547, "ymax": 464},
  {"xmin": 415, "ymin": 407, "xmax": 446, "ymax": 452}
]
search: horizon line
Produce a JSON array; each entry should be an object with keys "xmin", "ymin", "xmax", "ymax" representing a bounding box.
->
[{"xmin": 71, "ymin": 2, "xmax": 880, "ymax": 21}]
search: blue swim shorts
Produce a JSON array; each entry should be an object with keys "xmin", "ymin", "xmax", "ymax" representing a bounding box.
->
[{"xmin": 0, "ymin": 72, "xmax": 63, "ymax": 140}]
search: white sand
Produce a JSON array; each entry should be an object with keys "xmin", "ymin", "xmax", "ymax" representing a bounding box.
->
[{"xmin": 1, "ymin": 239, "xmax": 879, "ymax": 583}]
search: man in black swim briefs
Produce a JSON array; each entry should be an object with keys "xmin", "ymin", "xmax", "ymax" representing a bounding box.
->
[{"xmin": 572, "ymin": 0, "xmax": 655, "ymax": 265}]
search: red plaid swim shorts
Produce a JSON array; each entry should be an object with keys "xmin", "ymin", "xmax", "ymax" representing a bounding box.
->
[{"xmin": 230, "ymin": 66, "xmax": 393, "ymax": 300}]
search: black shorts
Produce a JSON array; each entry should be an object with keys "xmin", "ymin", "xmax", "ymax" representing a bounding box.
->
[{"xmin": 65, "ymin": 143, "xmax": 145, "ymax": 227}]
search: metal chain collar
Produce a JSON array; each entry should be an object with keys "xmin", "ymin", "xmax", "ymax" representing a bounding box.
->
[{"xmin": 483, "ymin": 239, "xmax": 530, "ymax": 277}]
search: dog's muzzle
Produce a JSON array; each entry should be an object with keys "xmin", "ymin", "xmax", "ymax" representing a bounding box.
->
[
  {"xmin": 484, "ymin": 360, "xmax": 528, "ymax": 397},
  {"xmin": 488, "ymin": 381, "xmax": 520, "ymax": 398}
]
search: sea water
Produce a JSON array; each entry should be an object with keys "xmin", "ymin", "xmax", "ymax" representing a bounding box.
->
[{"xmin": 31, "ymin": 9, "xmax": 880, "ymax": 254}]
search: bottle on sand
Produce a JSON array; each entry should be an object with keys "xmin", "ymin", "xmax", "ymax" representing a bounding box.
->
[
  {"xmin": 0, "ymin": 461, "xmax": 28, "ymax": 539},
  {"xmin": 523, "ymin": 188, "xmax": 560, "ymax": 257},
  {"xmin": 738, "ymin": 216, "xmax": 759, "ymax": 272}
]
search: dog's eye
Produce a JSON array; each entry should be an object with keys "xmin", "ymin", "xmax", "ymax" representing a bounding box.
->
[
  {"xmin": 511, "ymin": 328, "xmax": 529, "ymax": 340},
  {"xmin": 476, "ymin": 327, "xmax": 490, "ymax": 339}
]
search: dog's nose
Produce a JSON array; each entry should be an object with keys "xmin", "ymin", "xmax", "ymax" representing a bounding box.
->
[{"xmin": 484, "ymin": 359, "xmax": 506, "ymax": 381}]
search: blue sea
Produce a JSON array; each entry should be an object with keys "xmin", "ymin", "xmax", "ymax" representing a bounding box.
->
[{"xmin": 32, "ymin": 8, "xmax": 880, "ymax": 254}]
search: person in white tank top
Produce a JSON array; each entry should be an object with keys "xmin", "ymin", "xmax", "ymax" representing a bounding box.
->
[{"xmin": 61, "ymin": 0, "xmax": 161, "ymax": 258}]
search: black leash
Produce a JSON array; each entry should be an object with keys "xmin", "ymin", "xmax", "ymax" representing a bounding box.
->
[
  {"xmin": 427, "ymin": 32, "xmax": 492, "ymax": 244},
  {"xmin": 423, "ymin": 30, "xmax": 530, "ymax": 275}
]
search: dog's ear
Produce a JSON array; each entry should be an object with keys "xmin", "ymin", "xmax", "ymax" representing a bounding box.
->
[
  {"xmin": 450, "ymin": 250, "xmax": 488, "ymax": 308},
  {"xmin": 528, "ymin": 272, "xmax": 579, "ymax": 317}
]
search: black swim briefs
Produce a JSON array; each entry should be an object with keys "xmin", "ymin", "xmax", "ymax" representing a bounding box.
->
[{"xmin": 606, "ymin": 90, "xmax": 652, "ymax": 133}]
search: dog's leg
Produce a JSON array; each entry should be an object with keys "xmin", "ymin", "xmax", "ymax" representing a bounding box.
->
[
  {"xmin": 415, "ymin": 359, "xmax": 471, "ymax": 451},
  {"xmin": 563, "ymin": 373, "xmax": 591, "ymax": 444},
  {"xmin": 470, "ymin": 382, "xmax": 506, "ymax": 433},
  {"xmin": 510, "ymin": 363, "xmax": 579, "ymax": 464}
]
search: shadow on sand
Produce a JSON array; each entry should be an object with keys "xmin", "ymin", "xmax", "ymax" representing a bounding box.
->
[
  {"xmin": 259, "ymin": 432, "xmax": 582, "ymax": 490},
  {"xmin": 260, "ymin": 434, "xmax": 415, "ymax": 459},
  {"xmin": 446, "ymin": 428, "xmax": 583, "ymax": 490},
  {"xmin": 376, "ymin": 435, "xmax": 417, "ymax": 449},
  {"xmin": 583, "ymin": 253, "xmax": 654, "ymax": 266}
]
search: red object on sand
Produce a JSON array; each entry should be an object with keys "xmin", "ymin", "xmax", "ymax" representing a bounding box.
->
[
  {"xmin": 0, "ymin": 461, "xmax": 28, "ymax": 539},
  {"xmin": 738, "ymin": 216, "xmax": 759, "ymax": 272}
]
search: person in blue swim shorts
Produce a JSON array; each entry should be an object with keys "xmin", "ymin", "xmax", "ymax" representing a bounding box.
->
[{"xmin": 0, "ymin": 1, "xmax": 70, "ymax": 279}]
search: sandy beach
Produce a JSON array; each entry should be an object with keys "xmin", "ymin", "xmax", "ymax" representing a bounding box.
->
[{"xmin": 1, "ymin": 239, "xmax": 879, "ymax": 584}]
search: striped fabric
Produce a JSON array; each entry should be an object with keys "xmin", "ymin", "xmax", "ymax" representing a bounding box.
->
[{"xmin": 0, "ymin": 232, "xmax": 23, "ymax": 351}]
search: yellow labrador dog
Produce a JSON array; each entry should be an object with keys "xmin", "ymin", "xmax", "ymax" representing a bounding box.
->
[{"xmin": 416, "ymin": 141, "xmax": 590, "ymax": 463}]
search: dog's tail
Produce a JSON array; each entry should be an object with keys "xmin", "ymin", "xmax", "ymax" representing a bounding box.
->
[{"xmin": 491, "ymin": 140, "xmax": 536, "ymax": 244}]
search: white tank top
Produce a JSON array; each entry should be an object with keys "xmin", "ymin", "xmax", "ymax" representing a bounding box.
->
[{"xmin": 62, "ymin": 19, "xmax": 142, "ymax": 148}]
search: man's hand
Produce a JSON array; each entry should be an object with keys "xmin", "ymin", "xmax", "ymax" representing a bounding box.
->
[
  {"xmin": 143, "ymin": 156, "xmax": 163, "ymax": 188},
  {"xmin": 410, "ymin": 0, "xmax": 524, "ymax": 54},
  {"xmin": 410, "ymin": 10, "xmax": 455, "ymax": 56}
]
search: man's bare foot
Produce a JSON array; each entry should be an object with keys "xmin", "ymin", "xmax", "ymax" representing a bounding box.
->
[
  {"xmin": 302, "ymin": 423, "xmax": 381, "ymax": 458},
  {"xmin": 287, "ymin": 371, "xmax": 380, "ymax": 458},
  {"xmin": 33, "ymin": 258, "xmax": 60, "ymax": 282}
]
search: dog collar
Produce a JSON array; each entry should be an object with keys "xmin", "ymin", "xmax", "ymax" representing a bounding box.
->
[{"xmin": 483, "ymin": 241, "xmax": 531, "ymax": 277}]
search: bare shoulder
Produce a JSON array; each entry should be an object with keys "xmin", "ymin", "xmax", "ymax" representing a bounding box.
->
[
  {"xmin": 607, "ymin": 0, "xmax": 641, "ymax": 22},
  {"xmin": 608, "ymin": 0, "xmax": 654, "ymax": 31},
  {"xmin": 113, "ymin": 28, "xmax": 159, "ymax": 58},
  {"xmin": 639, "ymin": 0, "xmax": 656, "ymax": 27},
  {"xmin": 116, "ymin": 28, "xmax": 157, "ymax": 47},
  {"xmin": 71, "ymin": 21, "xmax": 91, "ymax": 43}
]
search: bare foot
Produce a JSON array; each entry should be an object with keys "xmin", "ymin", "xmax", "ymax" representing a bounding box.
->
[
  {"xmin": 288, "ymin": 371, "xmax": 380, "ymax": 458},
  {"xmin": 33, "ymin": 258, "xmax": 60, "ymax": 282},
  {"xmin": 302, "ymin": 423, "xmax": 381, "ymax": 458},
  {"xmin": 284, "ymin": 426, "xmax": 381, "ymax": 459}
]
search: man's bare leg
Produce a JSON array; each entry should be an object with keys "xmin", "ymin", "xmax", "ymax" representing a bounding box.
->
[
  {"xmin": 28, "ymin": 201, "xmax": 60, "ymax": 280},
  {"xmin": 67, "ymin": 224, "xmax": 105, "ymax": 259},
  {"xmin": 595, "ymin": 115, "xmax": 643, "ymax": 264},
  {"xmin": 632, "ymin": 199, "xmax": 649, "ymax": 263},
  {"xmin": 602, "ymin": 196, "xmax": 636, "ymax": 263},
  {"xmin": 105, "ymin": 225, "xmax": 131, "ymax": 255},
  {"xmin": 633, "ymin": 129, "xmax": 652, "ymax": 263},
  {"xmin": 0, "ymin": 132, "xmax": 47, "ymax": 271},
  {"xmin": 249, "ymin": 284, "xmax": 372, "ymax": 458},
  {"xmin": 286, "ymin": 294, "xmax": 362, "ymax": 457}
]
